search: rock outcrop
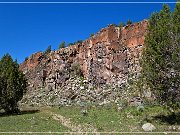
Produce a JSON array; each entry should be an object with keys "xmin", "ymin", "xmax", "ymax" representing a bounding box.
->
[{"xmin": 20, "ymin": 20, "xmax": 148, "ymax": 106}]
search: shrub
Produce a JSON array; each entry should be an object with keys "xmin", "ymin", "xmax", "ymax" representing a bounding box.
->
[
  {"xmin": 68, "ymin": 43, "xmax": 74, "ymax": 46},
  {"xmin": 68, "ymin": 40, "xmax": 83, "ymax": 46},
  {"xmin": 71, "ymin": 62, "xmax": 82, "ymax": 76},
  {"xmin": 75, "ymin": 40, "xmax": 83, "ymax": 44}
]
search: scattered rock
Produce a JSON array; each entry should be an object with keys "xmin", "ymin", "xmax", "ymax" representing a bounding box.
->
[{"xmin": 142, "ymin": 123, "xmax": 156, "ymax": 132}]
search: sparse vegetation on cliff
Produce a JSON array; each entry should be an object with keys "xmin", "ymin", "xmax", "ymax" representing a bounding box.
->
[
  {"xmin": 24, "ymin": 57, "xmax": 28, "ymax": 61},
  {"xmin": 68, "ymin": 40, "xmax": 83, "ymax": 46},
  {"xmin": 44, "ymin": 45, "xmax": 51, "ymax": 55},
  {"xmin": 119, "ymin": 22, "xmax": 125, "ymax": 28},
  {"xmin": 127, "ymin": 19, "xmax": 132, "ymax": 25},
  {"xmin": 68, "ymin": 42, "xmax": 74, "ymax": 46},
  {"xmin": 58, "ymin": 41, "xmax": 66, "ymax": 49},
  {"xmin": 90, "ymin": 33, "xmax": 94, "ymax": 37}
]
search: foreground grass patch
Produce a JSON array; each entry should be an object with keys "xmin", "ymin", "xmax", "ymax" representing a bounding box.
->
[
  {"xmin": 0, "ymin": 108, "xmax": 68, "ymax": 132},
  {"xmin": 52, "ymin": 105, "xmax": 180, "ymax": 132}
]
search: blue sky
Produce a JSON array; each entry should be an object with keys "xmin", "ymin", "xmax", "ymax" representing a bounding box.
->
[{"xmin": 0, "ymin": 0, "xmax": 176, "ymax": 63}]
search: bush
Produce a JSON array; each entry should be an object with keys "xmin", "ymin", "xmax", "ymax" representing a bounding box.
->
[
  {"xmin": 68, "ymin": 40, "xmax": 83, "ymax": 46},
  {"xmin": 117, "ymin": 99, "xmax": 128, "ymax": 110},
  {"xmin": 0, "ymin": 54, "xmax": 28, "ymax": 114},
  {"xmin": 71, "ymin": 62, "xmax": 82, "ymax": 76},
  {"xmin": 68, "ymin": 43, "xmax": 74, "ymax": 46},
  {"xmin": 76, "ymin": 40, "xmax": 83, "ymax": 44}
]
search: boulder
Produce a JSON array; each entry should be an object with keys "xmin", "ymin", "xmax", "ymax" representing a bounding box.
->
[{"xmin": 142, "ymin": 123, "xmax": 156, "ymax": 132}]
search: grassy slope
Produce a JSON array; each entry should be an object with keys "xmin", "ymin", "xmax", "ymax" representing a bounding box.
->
[
  {"xmin": 52, "ymin": 105, "xmax": 180, "ymax": 132},
  {"xmin": 0, "ymin": 105, "xmax": 179, "ymax": 133},
  {"xmin": 0, "ymin": 108, "xmax": 68, "ymax": 132}
]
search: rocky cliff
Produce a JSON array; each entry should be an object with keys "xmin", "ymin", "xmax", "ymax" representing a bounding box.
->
[{"xmin": 20, "ymin": 20, "xmax": 148, "ymax": 106}]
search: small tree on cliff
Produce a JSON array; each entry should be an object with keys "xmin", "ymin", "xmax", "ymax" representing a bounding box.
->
[
  {"xmin": 90, "ymin": 33, "xmax": 94, "ymax": 37},
  {"xmin": 119, "ymin": 22, "xmax": 125, "ymax": 28},
  {"xmin": 58, "ymin": 41, "xmax": 65, "ymax": 49},
  {"xmin": 141, "ymin": 4, "xmax": 180, "ymax": 110},
  {"xmin": 68, "ymin": 43, "xmax": 74, "ymax": 46},
  {"xmin": 127, "ymin": 19, "xmax": 132, "ymax": 25},
  {"xmin": 0, "ymin": 54, "xmax": 27, "ymax": 114},
  {"xmin": 44, "ymin": 45, "xmax": 51, "ymax": 54}
]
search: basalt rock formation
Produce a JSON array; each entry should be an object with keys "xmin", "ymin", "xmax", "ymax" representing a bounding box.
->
[{"xmin": 20, "ymin": 20, "xmax": 149, "ymax": 106}]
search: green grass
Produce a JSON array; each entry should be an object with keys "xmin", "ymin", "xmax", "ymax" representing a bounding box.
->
[
  {"xmin": 52, "ymin": 105, "xmax": 180, "ymax": 132},
  {"xmin": 0, "ymin": 105, "xmax": 179, "ymax": 134},
  {"xmin": 0, "ymin": 108, "xmax": 68, "ymax": 132}
]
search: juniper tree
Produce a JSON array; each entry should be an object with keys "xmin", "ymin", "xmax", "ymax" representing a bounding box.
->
[
  {"xmin": 141, "ymin": 4, "xmax": 180, "ymax": 110},
  {"xmin": 0, "ymin": 54, "xmax": 27, "ymax": 114}
]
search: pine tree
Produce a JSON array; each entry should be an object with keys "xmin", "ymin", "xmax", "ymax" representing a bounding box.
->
[
  {"xmin": 127, "ymin": 19, "xmax": 132, "ymax": 25},
  {"xmin": 0, "ymin": 54, "xmax": 27, "ymax": 114},
  {"xmin": 58, "ymin": 41, "xmax": 65, "ymax": 49},
  {"xmin": 141, "ymin": 4, "xmax": 180, "ymax": 110},
  {"xmin": 44, "ymin": 45, "xmax": 51, "ymax": 54}
]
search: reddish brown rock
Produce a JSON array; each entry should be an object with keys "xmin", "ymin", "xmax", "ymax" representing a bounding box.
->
[
  {"xmin": 20, "ymin": 52, "xmax": 43, "ymax": 72},
  {"xmin": 20, "ymin": 20, "xmax": 148, "ymax": 90},
  {"xmin": 121, "ymin": 20, "xmax": 148, "ymax": 47}
]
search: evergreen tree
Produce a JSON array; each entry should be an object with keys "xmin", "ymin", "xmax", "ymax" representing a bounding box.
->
[
  {"xmin": 44, "ymin": 45, "xmax": 51, "ymax": 54},
  {"xmin": 58, "ymin": 41, "xmax": 65, "ymax": 49},
  {"xmin": 141, "ymin": 4, "xmax": 180, "ymax": 110},
  {"xmin": 90, "ymin": 33, "xmax": 94, "ymax": 37},
  {"xmin": 68, "ymin": 43, "xmax": 74, "ymax": 46},
  {"xmin": 0, "ymin": 54, "xmax": 27, "ymax": 114},
  {"xmin": 119, "ymin": 22, "xmax": 125, "ymax": 28},
  {"xmin": 76, "ymin": 40, "xmax": 83, "ymax": 44},
  {"xmin": 169, "ymin": 1, "xmax": 180, "ymax": 109},
  {"xmin": 127, "ymin": 19, "xmax": 132, "ymax": 25},
  {"xmin": 25, "ymin": 57, "xmax": 28, "ymax": 61}
]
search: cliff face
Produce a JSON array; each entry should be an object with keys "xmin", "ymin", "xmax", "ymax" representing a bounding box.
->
[{"xmin": 20, "ymin": 20, "xmax": 148, "ymax": 106}]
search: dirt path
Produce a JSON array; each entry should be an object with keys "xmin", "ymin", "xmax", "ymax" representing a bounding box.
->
[{"xmin": 45, "ymin": 110, "xmax": 100, "ymax": 135}]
